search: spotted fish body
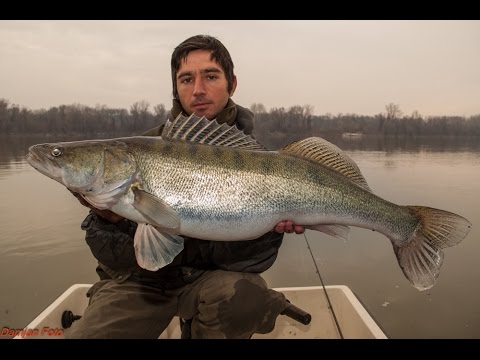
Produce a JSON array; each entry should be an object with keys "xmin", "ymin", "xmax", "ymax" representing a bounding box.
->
[
  {"xmin": 26, "ymin": 114, "xmax": 472, "ymax": 291},
  {"xmin": 131, "ymin": 138, "xmax": 403, "ymax": 241}
]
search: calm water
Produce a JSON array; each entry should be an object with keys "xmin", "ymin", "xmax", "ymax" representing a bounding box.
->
[{"xmin": 1, "ymin": 135, "xmax": 479, "ymax": 339}]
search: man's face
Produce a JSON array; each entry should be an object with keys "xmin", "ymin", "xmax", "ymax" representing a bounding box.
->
[{"xmin": 176, "ymin": 49, "xmax": 236, "ymax": 120}]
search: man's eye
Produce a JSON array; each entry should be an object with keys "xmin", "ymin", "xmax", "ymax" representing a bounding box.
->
[
  {"xmin": 181, "ymin": 78, "xmax": 192, "ymax": 84},
  {"xmin": 206, "ymin": 75, "xmax": 217, "ymax": 80}
]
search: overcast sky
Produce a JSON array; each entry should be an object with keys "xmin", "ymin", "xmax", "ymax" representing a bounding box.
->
[{"xmin": 1, "ymin": 20, "xmax": 479, "ymax": 117}]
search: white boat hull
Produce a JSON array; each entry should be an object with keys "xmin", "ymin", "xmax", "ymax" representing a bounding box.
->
[{"xmin": 14, "ymin": 283, "xmax": 387, "ymax": 339}]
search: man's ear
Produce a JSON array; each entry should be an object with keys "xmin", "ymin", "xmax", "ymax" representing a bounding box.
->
[{"xmin": 230, "ymin": 76, "xmax": 237, "ymax": 96}]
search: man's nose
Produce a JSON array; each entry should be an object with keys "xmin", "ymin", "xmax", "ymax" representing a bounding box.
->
[{"xmin": 193, "ymin": 78, "xmax": 206, "ymax": 96}]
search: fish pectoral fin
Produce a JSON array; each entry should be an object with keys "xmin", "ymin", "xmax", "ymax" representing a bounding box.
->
[
  {"xmin": 305, "ymin": 224, "xmax": 350, "ymax": 241},
  {"xmin": 132, "ymin": 188, "xmax": 180, "ymax": 230},
  {"xmin": 134, "ymin": 223, "xmax": 184, "ymax": 271}
]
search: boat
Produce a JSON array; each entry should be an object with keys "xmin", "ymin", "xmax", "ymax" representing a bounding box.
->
[
  {"xmin": 14, "ymin": 283, "xmax": 387, "ymax": 339},
  {"xmin": 341, "ymin": 132, "xmax": 364, "ymax": 140}
]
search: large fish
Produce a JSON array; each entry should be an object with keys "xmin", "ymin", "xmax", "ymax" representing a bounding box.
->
[{"xmin": 26, "ymin": 114, "xmax": 471, "ymax": 290}]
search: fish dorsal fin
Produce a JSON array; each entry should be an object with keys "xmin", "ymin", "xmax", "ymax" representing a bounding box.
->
[
  {"xmin": 281, "ymin": 137, "xmax": 372, "ymax": 192},
  {"xmin": 161, "ymin": 113, "xmax": 267, "ymax": 150}
]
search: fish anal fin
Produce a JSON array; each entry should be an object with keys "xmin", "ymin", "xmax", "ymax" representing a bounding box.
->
[
  {"xmin": 134, "ymin": 223, "xmax": 184, "ymax": 271},
  {"xmin": 132, "ymin": 188, "xmax": 180, "ymax": 230},
  {"xmin": 306, "ymin": 224, "xmax": 350, "ymax": 241},
  {"xmin": 281, "ymin": 137, "xmax": 371, "ymax": 192},
  {"xmin": 161, "ymin": 113, "xmax": 267, "ymax": 150}
]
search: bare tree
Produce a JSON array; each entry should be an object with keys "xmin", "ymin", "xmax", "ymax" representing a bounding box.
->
[
  {"xmin": 130, "ymin": 100, "xmax": 150, "ymax": 117},
  {"xmin": 153, "ymin": 103, "xmax": 166, "ymax": 118},
  {"xmin": 250, "ymin": 103, "xmax": 267, "ymax": 114},
  {"xmin": 411, "ymin": 110, "xmax": 422, "ymax": 120},
  {"xmin": 304, "ymin": 104, "xmax": 314, "ymax": 118},
  {"xmin": 0, "ymin": 98, "xmax": 10, "ymax": 132},
  {"xmin": 385, "ymin": 103, "xmax": 403, "ymax": 120}
]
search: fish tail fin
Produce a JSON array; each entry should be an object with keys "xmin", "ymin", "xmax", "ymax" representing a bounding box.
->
[{"xmin": 393, "ymin": 206, "xmax": 471, "ymax": 291}]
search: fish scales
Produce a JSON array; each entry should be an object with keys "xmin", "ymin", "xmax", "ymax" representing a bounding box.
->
[{"xmin": 124, "ymin": 138, "xmax": 417, "ymax": 242}]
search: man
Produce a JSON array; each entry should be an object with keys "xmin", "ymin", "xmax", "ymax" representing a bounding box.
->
[{"xmin": 68, "ymin": 34, "xmax": 304, "ymax": 339}]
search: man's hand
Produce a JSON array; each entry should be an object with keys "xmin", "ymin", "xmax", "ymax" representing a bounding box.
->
[
  {"xmin": 274, "ymin": 220, "xmax": 305, "ymax": 234},
  {"xmin": 69, "ymin": 190, "xmax": 124, "ymax": 223}
]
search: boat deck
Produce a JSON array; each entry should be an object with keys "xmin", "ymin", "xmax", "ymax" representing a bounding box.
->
[{"xmin": 14, "ymin": 284, "xmax": 387, "ymax": 339}]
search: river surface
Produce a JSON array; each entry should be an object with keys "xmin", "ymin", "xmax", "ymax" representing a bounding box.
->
[{"xmin": 0, "ymin": 135, "xmax": 479, "ymax": 338}]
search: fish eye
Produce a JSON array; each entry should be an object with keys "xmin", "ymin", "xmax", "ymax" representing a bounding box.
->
[{"xmin": 51, "ymin": 147, "xmax": 63, "ymax": 157}]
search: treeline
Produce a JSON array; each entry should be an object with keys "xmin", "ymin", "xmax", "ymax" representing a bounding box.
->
[
  {"xmin": 0, "ymin": 99, "xmax": 167, "ymax": 137},
  {"xmin": 251, "ymin": 103, "xmax": 480, "ymax": 149},
  {"xmin": 1, "ymin": 99, "xmax": 479, "ymax": 143}
]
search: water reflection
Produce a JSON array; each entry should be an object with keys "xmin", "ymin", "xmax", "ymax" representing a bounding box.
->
[{"xmin": 256, "ymin": 132, "xmax": 480, "ymax": 154}]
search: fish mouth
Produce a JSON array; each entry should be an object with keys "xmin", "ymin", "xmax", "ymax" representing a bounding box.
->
[
  {"xmin": 26, "ymin": 148, "xmax": 43, "ymax": 170},
  {"xmin": 26, "ymin": 146, "xmax": 62, "ymax": 181}
]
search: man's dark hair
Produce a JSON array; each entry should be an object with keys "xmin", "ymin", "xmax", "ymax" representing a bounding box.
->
[{"xmin": 171, "ymin": 34, "xmax": 235, "ymax": 99}]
